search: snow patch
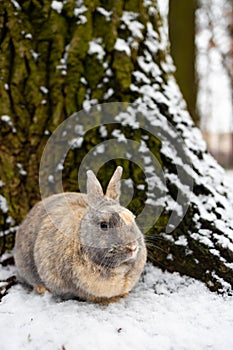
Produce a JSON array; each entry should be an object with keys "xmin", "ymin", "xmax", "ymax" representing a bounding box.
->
[
  {"xmin": 93, "ymin": 144, "xmax": 105, "ymax": 155},
  {"xmin": 39, "ymin": 86, "xmax": 48, "ymax": 95},
  {"xmin": 103, "ymin": 88, "xmax": 114, "ymax": 100},
  {"xmin": 57, "ymin": 44, "xmax": 70, "ymax": 75},
  {"xmin": 0, "ymin": 195, "xmax": 8, "ymax": 213},
  {"xmin": 1, "ymin": 115, "xmax": 16, "ymax": 133},
  {"xmin": 88, "ymin": 40, "xmax": 105, "ymax": 60},
  {"xmin": 96, "ymin": 7, "xmax": 112, "ymax": 21},
  {"xmin": 83, "ymin": 99, "xmax": 98, "ymax": 112},
  {"xmin": 191, "ymin": 233, "xmax": 215, "ymax": 248},
  {"xmin": 175, "ymin": 235, "xmax": 188, "ymax": 246},
  {"xmin": 111, "ymin": 130, "xmax": 127, "ymax": 143},
  {"xmin": 69, "ymin": 137, "xmax": 84, "ymax": 149},
  {"xmin": 114, "ymin": 38, "xmax": 131, "ymax": 56},
  {"xmin": 25, "ymin": 33, "xmax": 32, "ymax": 40},
  {"xmin": 10, "ymin": 0, "xmax": 21, "ymax": 10},
  {"xmin": 1, "ymin": 115, "xmax": 12, "ymax": 125},
  {"xmin": 74, "ymin": 5, "xmax": 87, "ymax": 17},
  {"xmin": 30, "ymin": 50, "xmax": 39, "ymax": 61},
  {"xmin": 16, "ymin": 163, "xmax": 27, "ymax": 176},
  {"xmin": 122, "ymin": 11, "xmax": 144, "ymax": 40},
  {"xmin": 133, "ymin": 71, "xmax": 150, "ymax": 84},
  {"xmin": 99, "ymin": 125, "xmax": 107, "ymax": 138},
  {"xmin": 51, "ymin": 0, "xmax": 63, "ymax": 14},
  {"xmin": 74, "ymin": 4, "xmax": 87, "ymax": 24},
  {"xmin": 1, "ymin": 263, "xmax": 233, "ymax": 350}
]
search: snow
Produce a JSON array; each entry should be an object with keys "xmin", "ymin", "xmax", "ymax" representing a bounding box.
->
[
  {"xmin": 57, "ymin": 44, "xmax": 69, "ymax": 75},
  {"xmin": 1, "ymin": 262, "xmax": 233, "ymax": 350},
  {"xmin": 30, "ymin": 49, "xmax": 39, "ymax": 61},
  {"xmin": 1, "ymin": 176, "xmax": 233, "ymax": 349},
  {"xmin": 25, "ymin": 33, "xmax": 32, "ymax": 40},
  {"xmin": 39, "ymin": 86, "xmax": 48, "ymax": 94},
  {"xmin": 74, "ymin": 5, "xmax": 87, "ymax": 17},
  {"xmin": 133, "ymin": 71, "xmax": 151, "ymax": 84},
  {"xmin": 137, "ymin": 55, "xmax": 162, "ymax": 78},
  {"xmin": 0, "ymin": 195, "xmax": 8, "ymax": 213},
  {"xmin": 114, "ymin": 38, "xmax": 131, "ymax": 56},
  {"xmin": 157, "ymin": 0, "xmax": 168, "ymax": 19},
  {"xmin": 51, "ymin": 0, "xmax": 63, "ymax": 14},
  {"xmin": 74, "ymin": 5, "xmax": 87, "ymax": 24},
  {"xmin": 99, "ymin": 125, "xmax": 107, "ymax": 138},
  {"xmin": 80, "ymin": 77, "xmax": 87, "ymax": 85},
  {"xmin": 103, "ymin": 88, "xmax": 114, "ymax": 99},
  {"xmin": 191, "ymin": 232, "xmax": 215, "ymax": 248},
  {"xmin": 88, "ymin": 40, "xmax": 105, "ymax": 60},
  {"xmin": 1, "ymin": 115, "xmax": 12, "ymax": 125},
  {"xmin": 10, "ymin": 0, "xmax": 21, "ymax": 10},
  {"xmin": 96, "ymin": 7, "xmax": 112, "ymax": 21},
  {"xmin": 121, "ymin": 12, "xmax": 144, "ymax": 40},
  {"xmin": 83, "ymin": 98, "xmax": 98, "ymax": 112},
  {"xmin": 16, "ymin": 163, "xmax": 27, "ymax": 176},
  {"xmin": 174, "ymin": 235, "xmax": 188, "ymax": 247},
  {"xmin": 111, "ymin": 129, "xmax": 127, "ymax": 143}
]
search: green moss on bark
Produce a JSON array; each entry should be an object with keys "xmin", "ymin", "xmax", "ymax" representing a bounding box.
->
[{"xmin": 112, "ymin": 51, "xmax": 134, "ymax": 92}]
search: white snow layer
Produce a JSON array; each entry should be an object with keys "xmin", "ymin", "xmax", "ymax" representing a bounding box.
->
[
  {"xmin": 88, "ymin": 40, "xmax": 105, "ymax": 60},
  {"xmin": 114, "ymin": 38, "xmax": 131, "ymax": 56},
  {"xmin": 0, "ymin": 195, "xmax": 8, "ymax": 213},
  {"xmin": 51, "ymin": 0, "xmax": 63, "ymax": 14},
  {"xmin": 0, "ymin": 262, "xmax": 233, "ymax": 350}
]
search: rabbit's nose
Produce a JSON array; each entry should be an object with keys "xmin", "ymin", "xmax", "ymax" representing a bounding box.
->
[{"xmin": 126, "ymin": 243, "xmax": 138, "ymax": 255}]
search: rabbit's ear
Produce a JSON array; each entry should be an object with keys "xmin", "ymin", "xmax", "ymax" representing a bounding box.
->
[
  {"xmin": 86, "ymin": 170, "xmax": 104, "ymax": 205},
  {"xmin": 105, "ymin": 166, "xmax": 123, "ymax": 202}
]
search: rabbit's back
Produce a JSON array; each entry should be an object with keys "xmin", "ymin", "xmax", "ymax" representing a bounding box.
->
[{"xmin": 14, "ymin": 192, "xmax": 88, "ymax": 289}]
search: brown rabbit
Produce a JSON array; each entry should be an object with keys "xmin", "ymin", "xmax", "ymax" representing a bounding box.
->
[{"xmin": 14, "ymin": 166, "xmax": 147, "ymax": 303}]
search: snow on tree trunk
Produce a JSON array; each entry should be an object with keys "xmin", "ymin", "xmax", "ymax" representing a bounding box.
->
[{"xmin": 0, "ymin": 0, "xmax": 233, "ymax": 293}]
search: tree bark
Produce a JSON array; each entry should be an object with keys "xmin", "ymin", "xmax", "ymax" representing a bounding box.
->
[
  {"xmin": 169, "ymin": 0, "xmax": 199, "ymax": 125},
  {"xmin": 0, "ymin": 0, "xmax": 233, "ymax": 294}
]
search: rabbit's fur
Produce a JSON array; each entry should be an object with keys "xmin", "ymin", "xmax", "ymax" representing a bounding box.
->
[{"xmin": 14, "ymin": 167, "xmax": 147, "ymax": 303}]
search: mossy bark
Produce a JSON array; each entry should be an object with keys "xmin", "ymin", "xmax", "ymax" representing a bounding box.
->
[{"xmin": 0, "ymin": 0, "xmax": 233, "ymax": 294}]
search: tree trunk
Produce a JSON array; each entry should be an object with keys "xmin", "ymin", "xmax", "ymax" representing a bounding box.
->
[
  {"xmin": 169, "ymin": 0, "xmax": 199, "ymax": 125},
  {"xmin": 0, "ymin": 0, "xmax": 233, "ymax": 294}
]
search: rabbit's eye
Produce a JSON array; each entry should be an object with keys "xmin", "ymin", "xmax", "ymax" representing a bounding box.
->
[{"xmin": 100, "ymin": 221, "xmax": 108, "ymax": 231}]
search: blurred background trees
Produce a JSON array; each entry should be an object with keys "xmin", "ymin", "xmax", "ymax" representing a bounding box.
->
[{"xmin": 169, "ymin": 0, "xmax": 233, "ymax": 168}]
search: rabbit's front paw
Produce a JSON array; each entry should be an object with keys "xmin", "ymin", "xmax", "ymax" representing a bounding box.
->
[{"xmin": 34, "ymin": 284, "xmax": 48, "ymax": 295}]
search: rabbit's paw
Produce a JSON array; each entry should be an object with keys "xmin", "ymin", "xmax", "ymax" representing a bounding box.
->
[
  {"xmin": 34, "ymin": 284, "xmax": 48, "ymax": 295},
  {"xmin": 94, "ymin": 293, "xmax": 129, "ymax": 305}
]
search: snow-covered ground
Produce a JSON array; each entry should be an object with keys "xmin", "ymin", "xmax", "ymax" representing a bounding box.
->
[{"xmin": 0, "ymin": 171, "xmax": 233, "ymax": 350}]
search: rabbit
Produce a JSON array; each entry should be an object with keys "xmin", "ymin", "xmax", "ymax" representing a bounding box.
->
[{"xmin": 14, "ymin": 166, "xmax": 147, "ymax": 303}]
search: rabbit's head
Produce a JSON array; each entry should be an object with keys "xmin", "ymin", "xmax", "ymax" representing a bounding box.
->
[{"xmin": 79, "ymin": 166, "xmax": 145, "ymax": 269}]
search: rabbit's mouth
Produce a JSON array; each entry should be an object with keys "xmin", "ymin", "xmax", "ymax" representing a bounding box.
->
[{"xmin": 82, "ymin": 243, "xmax": 140, "ymax": 269}]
